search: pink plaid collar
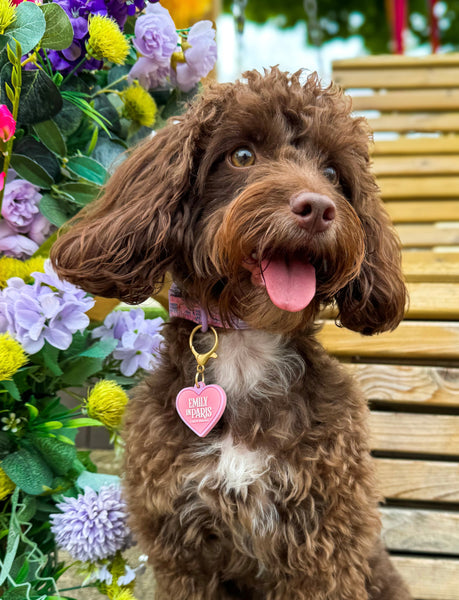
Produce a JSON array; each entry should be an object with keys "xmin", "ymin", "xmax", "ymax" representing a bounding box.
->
[{"xmin": 168, "ymin": 284, "xmax": 249, "ymax": 332}]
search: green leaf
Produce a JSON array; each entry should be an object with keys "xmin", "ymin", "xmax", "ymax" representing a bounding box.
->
[
  {"xmin": 54, "ymin": 97, "xmax": 83, "ymax": 137},
  {"xmin": 41, "ymin": 342, "xmax": 63, "ymax": 376},
  {"xmin": 60, "ymin": 356, "xmax": 104, "ymax": 386},
  {"xmin": 31, "ymin": 436, "xmax": 77, "ymax": 476},
  {"xmin": 0, "ymin": 490, "xmax": 20, "ymax": 585},
  {"xmin": 10, "ymin": 154, "xmax": 54, "ymax": 188},
  {"xmin": 77, "ymin": 470, "xmax": 120, "ymax": 492},
  {"xmin": 1, "ymin": 64, "xmax": 62, "ymax": 125},
  {"xmin": 33, "ymin": 119, "xmax": 67, "ymax": 157},
  {"xmin": 3, "ymin": 584, "xmax": 31, "ymax": 600},
  {"xmin": 39, "ymin": 193, "xmax": 77, "ymax": 227},
  {"xmin": 92, "ymin": 135, "xmax": 127, "ymax": 169},
  {"xmin": 64, "ymin": 418, "xmax": 104, "ymax": 428},
  {"xmin": 14, "ymin": 136, "xmax": 61, "ymax": 181},
  {"xmin": 1, "ymin": 379, "xmax": 20, "ymax": 400},
  {"xmin": 1, "ymin": 449, "xmax": 53, "ymax": 495},
  {"xmin": 14, "ymin": 558, "xmax": 29, "ymax": 584},
  {"xmin": 40, "ymin": 3, "xmax": 73, "ymax": 50},
  {"xmin": 32, "ymin": 229, "xmax": 58, "ymax": 258},
  {"xmin": 57, "ymin": 181, "xmax": 101, "ymax": 206},
  {"xmin": 66, "ymin": 155, "xmax": 107, "ymax": 185},
  {"xmin": 4, "ymin": 2, "xmax": 46, "ymax": 54},
  {"xmin": 79, "ymin": 337, "xmax": 118, "ymax": 359},
  {"xmin": 42, "ymin": 420, "xmax": 64, "ymax": 430},
  {"xmin": 25, "ymin": 403, "xmax": 39, "ymax": 420}
]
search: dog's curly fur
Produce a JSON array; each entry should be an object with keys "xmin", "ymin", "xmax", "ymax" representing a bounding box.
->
[{"xmin": 51, "ymin": 68, "xmax": 411, "ymax": 599}]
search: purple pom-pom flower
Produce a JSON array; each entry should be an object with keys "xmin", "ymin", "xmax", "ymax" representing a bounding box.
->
[{"xmin": 50, "ymin": 485, "xmax": 131, "ymax": 563}]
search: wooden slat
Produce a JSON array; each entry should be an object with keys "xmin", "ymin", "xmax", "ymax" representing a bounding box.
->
[
  {"xmin": 352, "ymin": 89, "xmax": 459, "ymax": 112},
  {"xmin": 334, "ymin": 54, "xmax": 459, "ymax": 69},
  {"xmin": 375, "ymin": 458, "xmax": 459, "ymax": 502},
  {"xmin": 319, "ymin": 320, "xmax": 459, "ymax": 360},
  {"xmin": 369, "ymin": 113, "xmax": 459, "ymax": 133},
  {"xmin": 405, "ymin": 282, "xmax": 459, "ymax": 319},
  {"xmin": 370, "ymin": 412, "xmax": 459, "ymax": 455},
  {"xmin": 402, "ymin": 251, "xmax": 459, "ymax": 283},
  {"xmin": 347, "ymin": 364, "xmax": 459, "ymax": 407},
  {"xmin": 373, "ymin": 136, "xmax": 459, "ymax": 155},
  {"xmin": 386, "ymin": 200, "xmax": 459, "ymax": 223},
  {"xmin": 396, "ymin": 224, "xmax": 459, "ymax": 248},
  {"xmin": 381, "ymin": 507, "xmax": 459, "ymax": 554},
  {"xmin": 334, "ymin": 67, "xmax": 459, "ymax": 89},
  {"xmin": 374, "ymin": 155, "xmax": 459, "ymax": 176},
  {"xmin": 392, "ymin": 556, "xmax": 459, "ymax": 600},
  {"xmin": 379, "ymin": 176, "xmax": 459, "ymax": 198}
]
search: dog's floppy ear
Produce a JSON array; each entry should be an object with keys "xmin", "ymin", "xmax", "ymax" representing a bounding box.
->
[
  {"xmin": 335, "ymin": 199, "xmax": 407, "ymax": 336},
  {"xmin": 50, "ymin": 118, "xmax": 198, "ymax": 302}
]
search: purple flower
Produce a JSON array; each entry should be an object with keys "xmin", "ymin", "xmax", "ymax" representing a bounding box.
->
[
  {"xmin": 128, "ymin": 56, "xmax": 170, "ymax": 90},
  {"xmin": 106, "ymin": 0, "xmax": 147, "ymax": 28},
  {"xmin": 50, "ymin": 485, "xmax": 131, "ymax": 563},
  {"xmin": 132, "ymin": 3, "xmax": 177, "ymax": 63},
  {"xmin": 92, "ymin": 308, "xmax": 163, "ymax": 376},
  {"xmin": 172, "ymin": 21, "xmax": 217, "ymax": 92},
  {"xmin": 0, "ymin": 260, "xmax": 94, "ymax": 353},
  {"xmin": 0, "ymin": 179, "xmax": 53, "ymax": 257}
]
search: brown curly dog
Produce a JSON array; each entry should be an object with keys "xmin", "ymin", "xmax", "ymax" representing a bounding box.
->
[{"xmin": 51, "ymin": 68, "xmax": 412, "ymax": 599}]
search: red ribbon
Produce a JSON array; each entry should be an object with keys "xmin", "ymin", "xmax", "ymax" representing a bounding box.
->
[{"xmin": 393, "ymin": 0, "xmax": 407, "ymax": 54}]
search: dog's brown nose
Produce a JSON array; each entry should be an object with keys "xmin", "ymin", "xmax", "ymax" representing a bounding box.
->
[{"xmin": 290, "ymin": 192, "xmax": 336, "ymax": 233}]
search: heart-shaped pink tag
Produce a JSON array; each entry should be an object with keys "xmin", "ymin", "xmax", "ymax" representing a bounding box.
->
[{"xmin": 176, "ymin": 383, "xmax": 227, "ymax": 437}]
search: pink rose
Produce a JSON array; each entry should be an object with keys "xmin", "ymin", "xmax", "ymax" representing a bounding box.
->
[{"xmin": 0, "ymin": 105, "xmax": 16, "ymax": 143}]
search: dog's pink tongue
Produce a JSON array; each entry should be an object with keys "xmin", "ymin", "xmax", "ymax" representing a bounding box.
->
[{"xmin": 261, "ymin": 257, "xmax": 316, "ymax": 312}]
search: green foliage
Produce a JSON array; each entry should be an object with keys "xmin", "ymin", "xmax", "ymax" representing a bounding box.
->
[
  {"xmin": 40, "ymin": 3, "xmax": 74, "ymax": 51},
  {"xmin": 4, "ymin": 2, "xmax": 46, "ymax": 55}
]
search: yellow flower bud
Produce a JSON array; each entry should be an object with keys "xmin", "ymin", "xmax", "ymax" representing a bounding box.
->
[
  {"xmin": 0, "ymin": 467, "xmax": 15, "ymax": 501},
  {"xmin": 87, "ymin": 15, "xmax": 129, "ymax": 65},
  {"xmin": 86, "ymin": 381, "xmax": 129, "ymax": 430},
  {"xmin": 0, "ymin": 333, "xmax": 28, "ymax": 381}
]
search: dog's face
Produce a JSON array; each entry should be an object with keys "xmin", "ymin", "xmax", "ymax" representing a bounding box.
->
[{"xmin": 51, "ymin": 68, "xmax": 406, "ymax": 335}]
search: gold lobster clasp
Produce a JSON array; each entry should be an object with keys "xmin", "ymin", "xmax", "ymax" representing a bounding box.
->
[{"xmin": 189, "ymin": 325, "xmax": 219, "ymax": 368}]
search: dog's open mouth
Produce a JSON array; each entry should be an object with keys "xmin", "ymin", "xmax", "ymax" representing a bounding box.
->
[{"xmin": 243, "ymin": 253, "xmax": 316, "ymax": 313}]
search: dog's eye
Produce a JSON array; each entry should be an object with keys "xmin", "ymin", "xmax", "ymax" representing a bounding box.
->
[
  {"xmin": 230, "ymin": 148, "xmax": 255, "ymax": 168},
  {"xmin": 323, "ymin": 166, "xmax": 338, "ymax": 183}
]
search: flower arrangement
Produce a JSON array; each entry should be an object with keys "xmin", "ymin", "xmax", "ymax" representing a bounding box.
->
[
  {"xmin": 0, "ymin": 1, "xmax": 216, "ymax": 596},
  {"xmin": 0, "ymin": 260, "xmax": 165, "ymax": 599}
]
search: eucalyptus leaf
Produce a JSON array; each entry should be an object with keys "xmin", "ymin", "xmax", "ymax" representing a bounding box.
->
[
  {"xmin": 54, "ymin": 97, "xmax": 83, "ymax": 137},
  {"xmin": 4, "ymin": 1, "xmax": 46, "ymax": 54},
  {"xmin": 14, "ymin": 136, "xmax": 61, "ymax": 181},
  {"xmin": 57, "ymin": 181, "xmax": 101, "ymax": 206},
  {"xmin": 40, "ymin": 3, "xmax": 74, "ymax": 50},
  {"xmin": 66, "ymin": 155, "xmax": 107, "ymax": 185},
  {"xmin": 39, "ymin": 193, "xmax": 77, "ymax": 227},
  {"xmin": 10, "ymin": 154, "xmax": 54, "ymax": 188},
  {"xmin": 1, "ymin": 449, "xmax": 53, "ymax": 495},
  {"xmin": 33, "ymin": 120, "xmax": 67, "ymax": 157},
  {"xmin": 31, "ymin": 437, "xmax": 77, "ymax": 476},
  {"xmin": 1, "ymin": 64, "xmax": 62, "ymax": 124}
]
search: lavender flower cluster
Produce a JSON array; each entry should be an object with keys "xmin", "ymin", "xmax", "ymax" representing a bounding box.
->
[
  {"xmin": 0, "ymin": 179, "xmax": 53, "ymax": 258},
  {"xmin": 129, "ymin": 3, "xmax": 217, "ymax": 92},
  {"xmin": 50, "ymin": 485, "xmax": 131, "ymax": 563},
  {"xmin": 92, "ymin": 308, "xmax": 163, "ymax": 376},
  {"xmin": 0, "ymin": 260, "xmax": 94, "ymax": 353}
]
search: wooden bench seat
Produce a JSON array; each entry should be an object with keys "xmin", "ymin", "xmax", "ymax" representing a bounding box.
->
[{"xmin": 326, "ymin": 53, "xmax": 459, "ymax": 600}]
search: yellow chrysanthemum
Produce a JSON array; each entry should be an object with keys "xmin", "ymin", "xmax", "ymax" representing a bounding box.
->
[
  {"xmin": 86, "ymin": 380, "xmax": 129, "ymax": 430},
  {"xmin": 0, "ymin": 467, "xmax": 15, "ymax": 501},
  {"xmin": 87, "ymin": 15, "xmax": 129, "ymax": 65},
  {"xmin": 161, "ymin": 0, "xmax": 212, "ymax": 28},
  {"xmin": 121, "ymin": 83, "xmax": 157, "ymax": 127},
  {"xmin": 0, "ymin": 333, "xmax": 28, "ymax": 381},
  {"xmin": 111, "ymin": 589, "xmax": 137, "ymax": 600},
  {"xmin": 0, "ymin": 0, "xmax": 16, "ymax": 35},
  {"xmin": 0, "ymin": 256, "xmax": 46, "ymax": 288},
  {"xmin": 99, "ymin": 552, "xmax": 136, "ymax": 598}
]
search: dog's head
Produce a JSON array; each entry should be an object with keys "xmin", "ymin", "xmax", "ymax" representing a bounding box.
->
[{"xmin": 51, "ymin": 68, "xmax": 406, "ymax": 335}]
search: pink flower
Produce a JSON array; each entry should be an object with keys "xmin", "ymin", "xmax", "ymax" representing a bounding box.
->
[
  {"xmin": 0, "ymin": 105, "xmax": 16, "ymax": 143},
  {"xmin": 0, "ymin": 172, "xmax": 5, "ymax": 191}
]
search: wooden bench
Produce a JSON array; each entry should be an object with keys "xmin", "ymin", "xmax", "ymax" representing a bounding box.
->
[{"xmin": 319, "ymin": 54, "xmax": 459, "ymax": 600}]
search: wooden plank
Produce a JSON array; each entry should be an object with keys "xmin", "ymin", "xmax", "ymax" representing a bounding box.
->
[
  {"xmin": 396, "ymin": 224, "xmax": 459, "ymax": 248},
  {"xmin": 379, "ymin": 176, "xmax": 459, "ymax": 198},
  {"xmin": 352, "ymin": 89, "xmax": 459, "ymax": 112},
  {"xmin": 334, "ymin": 54, "xmax": 459, "ymax": 69},
  {"xmin": 370, "ymin": 412, "xmax": 459, "ymax": 455},
  {"xmin": 347, "ymin": 364, "xmax": 459, "ymax": 407},
  {"xmin": 405, "ymin": 282, "xmax": 459, "ymax": 319},
  {"xmin": 375, "ymin": 458, "xmax": 459, "ymax": 502},
  {"xmin": 402, "ymin": 251, "xmax": 459, "ymax": 283},
  {"xmin": 386, "ymin": 200, "xmax": 459, "ymax": 223},
  {"xmin": 380, "ymin": 506, "xmax": 459, "ymax": 554},
  {"xmin": 373, "ymin": 136, "xmax": 459, "ymax": 155},
  {"xmin": 373, "ymin": 155, "xmax": 459, "ymax": 176},
  {"xmin": 369, "ymin": 113, "xmax": 459, "ymax": 133},
  {"xmin": 392, "ymin": 556, "xmax": 459, "ymax": 600},
  {"xmin": 333, "ymin": 67, "xmax": 459, "ymax": 89},
  {"xmin": 319, "ymin": 320, "xmax": 459, "ymax": 360}
]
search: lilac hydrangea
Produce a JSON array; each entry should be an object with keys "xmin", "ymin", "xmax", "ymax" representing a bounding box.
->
[
  {"xmin": 50, "ymin": 485, "xmax": 131, "ymax": 563},
  {"xmin": 0, "ymin": 260, "xmax": 94, "ymax": 354},
  {"xmin": 171, "ymin": 21, "xmax": 217, "ymax": 92},
  {"xmin": 0, "ymin": 179, "xmax": 53, "ymax": 258},
  {"xmin": 128, "ymin": 3, "xmax": 178, "ymax": 90},
  {"xmin": 92, "ymin": 308, "xmax": 163, "ymax": 376}
]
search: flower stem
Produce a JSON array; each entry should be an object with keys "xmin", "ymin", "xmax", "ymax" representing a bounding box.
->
[
  {"xmin": 90, "ymin": 74, "xmax": 128, "ymax": 98},
  {"xmin": 61, "ymin": 54, "xmax": 89, "ymax": 86}
]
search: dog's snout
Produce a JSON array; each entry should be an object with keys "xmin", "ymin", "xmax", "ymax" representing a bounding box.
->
[{"xmin": 290, "ymin": 192, "xmax": 336, "ymax": 233}]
